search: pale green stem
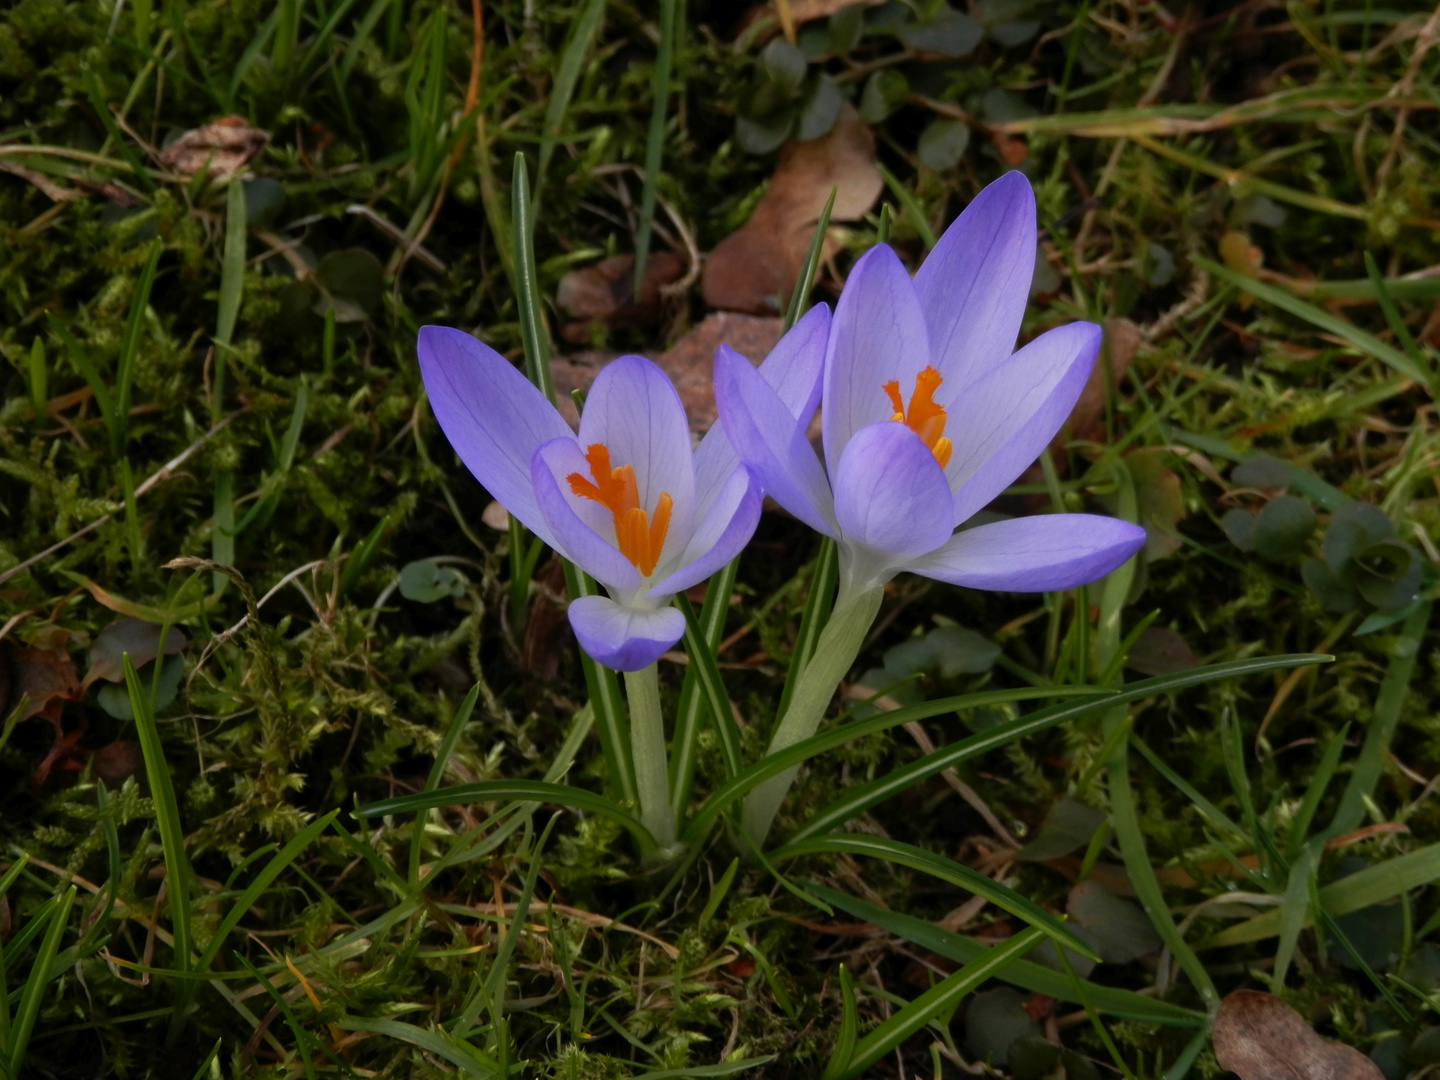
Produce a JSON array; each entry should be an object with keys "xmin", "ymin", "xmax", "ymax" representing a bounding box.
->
[
  {"xmin": 625, "ymin": 663, "xmax": 676, "ymax": 851},
  {"xmin": 741, "ymin": 587, "xmax": 884, "ymax": 849}
]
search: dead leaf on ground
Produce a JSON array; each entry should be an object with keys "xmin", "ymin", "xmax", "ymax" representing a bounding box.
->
[
  {"xmin": 84, "ymin": 619, "xmax": 189, "ymax": 691},
  {"xmin": 1213, "ymin": 991, "xmax": 1382, "ymax": 1080},
  {"xmin": 556, "ymin": 252, "xmax": 687, "ymax": 343},
  {"xmin": 5, "ymin": 646, "xmax": 80, "ymax": 726},
  {"xmin": 1129, "ymin": 452, "xmax": 1187, "ymax": 561},
  {"xmin": 703, "ymin": 104, "xmax": 882, "ymax": 314},
  {"xmin": 92, "ymin": 740, "xmax": 144, "ymax": 787},
  {"xmin": 1125, "ymin": 626, "xmax": 1197, "ymax": 676},
  {"xmin": 548, "ymin": 313, "xmax": 786, "ymax": 435},
  {"xmin": 1061, "ymin": 317, "xmax": 1141, "ymax": 447},
  {"xmin": 159, "ymin": 117, "xmax": 269, "ymax": 180}
]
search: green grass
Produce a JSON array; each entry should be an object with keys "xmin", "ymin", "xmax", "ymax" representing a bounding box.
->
[{"xmin": 2, "ymin": 0, "xmax": 1440, "ymax": 1076}]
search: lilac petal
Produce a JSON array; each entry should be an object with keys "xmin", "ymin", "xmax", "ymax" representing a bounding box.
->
[
  {"xmin": 568, "ymin": 595, "xmax": 686, "ymax": 672},
  {"xmin": 904, "ymin": 514, "xmax": 1147, "ymax": 592},
  {"xmin": 833, "ymin": 422, "xmax": 956, "ymax": 568},
  {"xmin": 577, "ymin": 355, "xmax": 696, "ymax": 561},
  {"xmin": 417, "ymin": 325, "xmax": 573, "ymax": 548},
  {"xmin": 948, "ymin": 321, "xmax": 1101, "ymax": 525},
  {"xmin": 821, "ymin": 244, "xmax": 933, "ymax": 477},
  {"xmin": 913, "ymin": 172, "xmax": 1037, "ymax": 393},
  {"xmin": 693, "ymin": 302, "xmax": 830, "ymax": 521},
  {"xmin": 651, "ymin": 466, "xmax": 762, "ymax": 599},
  {"xmin": 714, "ymin": 344, "xmax": 838, "ymax": 536},
  {"xmin": 532, "ymin": 439, "xmax": 642, "ymax": 592}
]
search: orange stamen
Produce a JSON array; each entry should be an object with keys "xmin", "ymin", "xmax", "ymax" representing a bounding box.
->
[
  {"xmin": 885, "ymin": 366, "xmax": 952, "ymax": 468},
  {"xmin": 567, "ymin": 444, "xmax": 673, "ymax": 576}
]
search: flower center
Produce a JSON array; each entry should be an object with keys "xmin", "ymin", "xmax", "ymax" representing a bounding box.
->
[
  {"xmin": 567, "ymin": 443, "xmax": 673, "ymax": 577},
  {"xmin": 882, "ymin": 366, "xmax": 952, "ymax": 469}
]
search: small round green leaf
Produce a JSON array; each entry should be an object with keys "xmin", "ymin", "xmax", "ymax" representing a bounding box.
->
[
  {"xmin": 1323, "ymin": 502, "xmax": 1395, "ymax": 573},
  {"xmin": 1353, "ymin": 540, "xmax": 1422, "ymax": 610},
  {"xmin": 1231, "ymin": 455, "xmax": 1293, "ymax": 491},
  {"xmin": 1302, "ymin": 558, "xmax": 1359, "ymax": 613},
  {"xmin": 761, "ymin": 38, "xmax": 807, "ymax": 95},
  {"xmin": 1220, "ymin": 507, "xmax": 1258, "ymax": 552},
  {"xmin": 1253, "ymin": 495, "xmax": 1316, "ymax": 560},
  {"xmin": 735, "ymin": 109, "xmax": 795, "ymax": 155},
  {"xmin": 916, "ymin": 118, "xmax": 971, "ymax": 170},
  {"xmin": 899, "ymin": 8, "xmax": 984, "ymax": 57},
  {"xmin": 399, "ymin": 559, "xmax": 467, "ymax": 603},
  {"xmin": 796, "ymin": 74, "xmax": 843, "ymax": 141},
  {"xmin": 859, "ymin": 69, "xmax": 909, "ymax": 123}
]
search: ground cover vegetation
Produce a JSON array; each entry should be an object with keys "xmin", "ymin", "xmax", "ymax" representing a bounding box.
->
[{"xmin": 1, "ymin": 0, "xmax": 1439, "ymax": 1076}]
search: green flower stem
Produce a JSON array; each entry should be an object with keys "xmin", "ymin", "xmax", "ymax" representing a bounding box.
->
[
  {"xmin": 742, "ymin": 587, "xmax": 884, "ymax": 850},
  {"xmin": 625, "ymin": 663, "xmax": 676, "ymax": 851}
]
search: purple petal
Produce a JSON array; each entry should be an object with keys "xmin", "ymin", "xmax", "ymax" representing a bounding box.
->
[
  {"xmin": 948, "ymin": 322, "xmax": 1101, "ymax": 525},
  {"xmin": 714, "ymin": 344, "xmax": 838, "ymax": 536},
  {"xmin": 577, "ymin": 355, "xmax": 696, "ymax": 562},
  {"xmin": 568, "ymin": 595, "xmax": 686, "ymax": 672},
  {"xmin": 417, "ymin": 325, "xmax": 573, "ymax": 548},
  {"xmin": 821, "ymin": 245, "xmax": 933, "ymax": 477},
  {"xmin": 651, "ymin": 466, "xmax": 762, "ymax": 599},
  {"xmin": 903, "ymin": 514, "xmax": 1146, "ymax": 592},
  {"xmin": 913, "ymin": 172, "xmax": 1036, "ymax": 394},
  {"xmin": 693, "ymin": 302, "xmax": 831, "ymax": 521},
  {"xmin": 532, "ymin": 439, "xmax": 642, "ymax": 592},
  {"xmin": 833, "ymin": 422, "xmax": 956, "ymax": 569}
]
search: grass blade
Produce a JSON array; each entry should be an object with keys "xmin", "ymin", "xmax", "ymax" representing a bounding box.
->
[
  {"xmin": 632, "ymin": 0, "xmax": 677, "ymax": 294},
  {"xmin": 1327, "ymin": 601, "xmax": 1431, "ymax": 837},
  {"xmin": 775, "ymin": 835, "xmax": 1095, "ymax": 959},
  {"xmin": 410, "ymin": 685, "xmax": 481, "ymax": 886},
  {"xmin": 810, "ymin": 885, "xmax": 1201, "ymax": 1025},
  {"xmin": 194, "ymin": 811, "xmax": 339, "ymax": 976},
  {"xmin": 671, "ymin": 558, "xmax": 739, "ymax": 814},
  {"xmin": 337, "ymin": 1015, "xmax": 500, "ymax": 1076},
  {"xmin": 214, "ymin": 177, "xmax": 247, "ymax": 416},
  {"xmin": 837, "ymin": 928, "xmax": 1044, "ymax": 1080},
  {"xmin": 538, "ymin": 0, "xmax": 606, "ymax": 185},
  {"xmin": 1196, "ymin": 256, "xmax": 1430, "ymax": 387},
  {"xmin": 114, "ymin": 239, "xmax": 162, "ymax": 451},
  {"xmin": 819, "ymin": 963, "xmax": 858, "ymax": 1080},
  {"xmin": 773, "ymin": 655, "xmax": 1328, "ymax": 848},
  {"xmin": 353, "ymin": 779, "xmax": 654, "ymax": 852},
  {"xmin": 510, "ymin": 153, "xmax": 554, "ymax": 401},
  {"xmin": 676, "ymin": 592, "xmax": 744, "ymax": 780},
  {"xmin": 5, "ymin": 885, "xmax": 75, "ymax": 1073},
  {"xmin": 784, "ymin": 186, "xmax": 836, "ymax": 326},
  {"xmin": 124, "ymin": 654, "xmax": 193, "ymax": 1036}
]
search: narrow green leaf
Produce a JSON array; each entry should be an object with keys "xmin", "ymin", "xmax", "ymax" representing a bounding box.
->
[
  {"xmin": 838, "ymin": 928, "xmax": 1043, "ymax": 1080},
  {"xmin": 676, "ymin": 593, "xmax": 743, "ymax": 779},
  {"xmin": 510, "ymin": 154, "xmax": 554, "ymax": 401},
  {"xmin": 1272, "ymin": 848, "xmax": 1316, "ymax": 992},
  {"xmin": 188, "ymin": 1038, "xmax": 224, "ymax": 1080},
  {"xmin": 775, "ymin": 655, "xmax": 1329, "ymax": 847},
  {"xmin": 633, "ymin": 0, "xmax": 677, "ymax": 293},
  {"xmin": 1327, "ymin": 601, "xmax": 1431, "ymax": 836},
  {"xmin": 115, "ymin": 239, "xmax": 162, "ymax": 449},
  {"xmin": 629, "ymin": 1059, "xmax": 776, "ymax": 1080},
  {"xmin": 820, "ymin": 964, "xmax": 858, "ymax": 1080},
  {"xmin": 671, "ymin": 559, "xmax": 739, "ymax": 814},
  {"xmin": 125, "ymin": 653, "xmax": 195, "ymax": 1038},
  {"xmin": 353, "ymin": 780, "xmax": 655, "ymax": 851},
  {"xmin": 214, "ymin": 177, "xmax": 247, "ymax": 418},
  {"xmin": 784, "ymin": 187, "xmax": 837, "ymax": 327},
  {"xmin": 26, "ymin": 337, "xmax": 45, "ymax": 417},
  {"xmin": 194, "ymin": 810, "xmax": 339, "ymax": 976},
  {"xmin": 538, "ymin": 0, "xmax": 607, "ymax": 183},
  {"xmin": 1197, "ymin": 256, "xmax": 1430, "ymax": 386},
  {"xmin": 1286, "ymin": 723, "xmax": 1348, "ymax": 851},
  {"xmin": 6, "ymin": 886, "xmax": 75, "ymax": 1073},
  {"xmin": 1364, "ymin": 251, "xmax": 1429, "ymax": 373},
  {"xmin": 337, "ymin": 1016, "xmax": 500, "ymax": 1077},
  {"xmin": 410, "ymin": 685, "xmax": 481, "ymax": 886},
  {"xmin": 876, "ymin": 164, "xmax": 938, "ymax": 249},
  {"xmin": 776, "ymin": 835, "xmax": 1095, "ymax": 960}
]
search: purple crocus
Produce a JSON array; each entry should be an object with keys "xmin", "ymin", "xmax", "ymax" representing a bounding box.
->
[
  {"xmin": 714, "ymin": 172, "xmax": 1146, "ymax": 605},
  {"xmin": 417, "ymin": 306, "xmax": 828, "ymax": 671}
]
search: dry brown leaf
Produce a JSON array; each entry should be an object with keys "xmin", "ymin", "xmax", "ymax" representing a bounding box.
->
[
  {"xmin": 159, "ymin": 117, "xmax": 269, "ymax": 180},
  {"xmin": 556, "ymin": 252, "xmax": 687, "ymax": 344},
  {"xmin": 5, "ymin": 646, "xmax": 80, "ymax": 725},
  {"xmin": 92, "ymin": 740, "xmax": 143, "ymax": 787},
  {"xmin": 703, "ymin": 105, "xmax": 881, "ymax": 314},
  {"xmin": 1213, "ymin": 991, "xmax": 1383, "ymax": 1080}
]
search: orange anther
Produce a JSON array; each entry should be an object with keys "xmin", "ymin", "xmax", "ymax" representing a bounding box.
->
[
  {"xmin": 568, "ymin": 444, "xmax": 672, "ymax": 576},
  {"xmin": 885, "ymin": 366, "xmax": 952, "ymax": 469}
]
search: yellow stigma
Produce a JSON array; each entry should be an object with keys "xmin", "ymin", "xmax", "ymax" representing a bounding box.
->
[
  {"xmin": 567, "ymin": 444, "xmax": 672, "ymax": 577},
  {"xmin": 882, "ymin": 366, "xmax": 952, "ymax": 469}
]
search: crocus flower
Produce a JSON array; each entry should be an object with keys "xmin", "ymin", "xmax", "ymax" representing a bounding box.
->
[
  {"xmin": 714, "ymin": 172, "xmax": 1147, "ymax": 605},
  {"xmin": 417, "ymin": 306, "xmax": 828, "ymax": 671}
]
